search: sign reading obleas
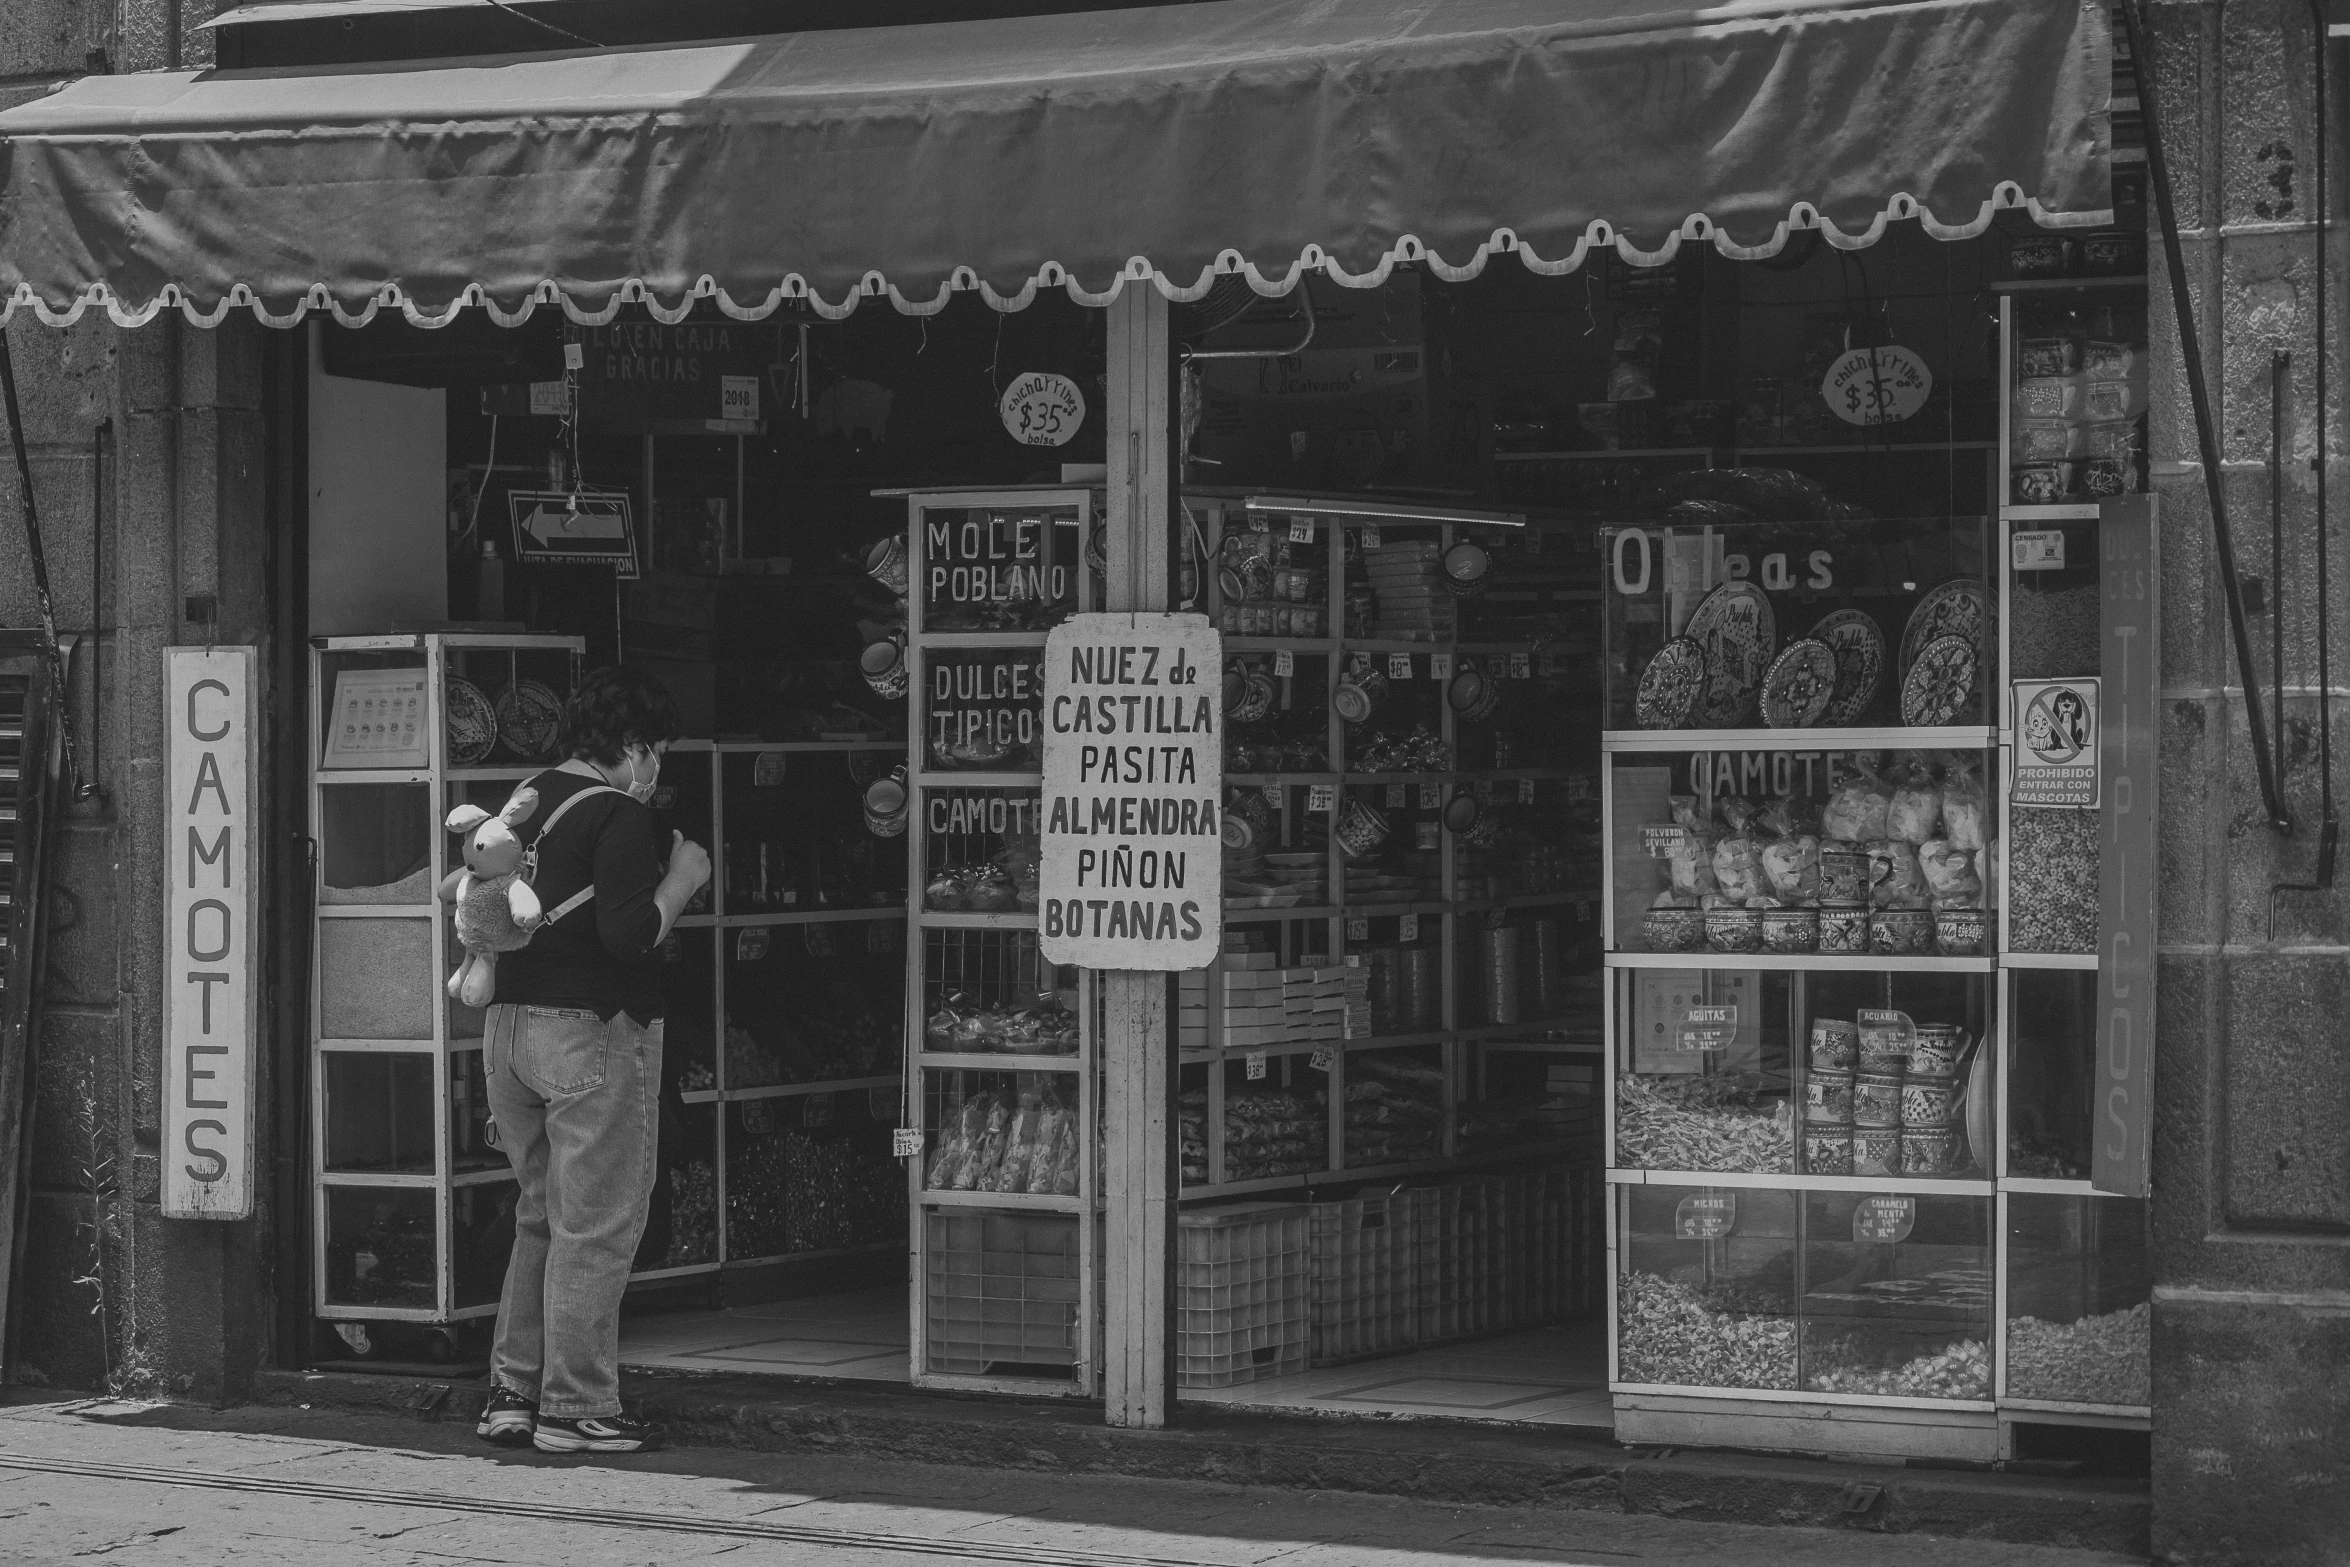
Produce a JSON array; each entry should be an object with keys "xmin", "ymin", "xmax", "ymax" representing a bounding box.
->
[
  {"xmin": 164, "ymin": 649, "xmax": 259, "ymax": 1220},
  {"xmin": 1038, "ymin": 614, "xmax": 1223, "ymax": 969}
]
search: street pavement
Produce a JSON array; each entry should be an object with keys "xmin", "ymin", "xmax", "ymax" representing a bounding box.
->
[{"xmin": 0, "ymin": 1397, "xmax": 2139, "ymax": 1566}]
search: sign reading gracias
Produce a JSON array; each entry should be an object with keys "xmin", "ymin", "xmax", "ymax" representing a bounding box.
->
[{"xmin": 1039, "ymin": 614, "xmax": 1223, "ymax": 969}]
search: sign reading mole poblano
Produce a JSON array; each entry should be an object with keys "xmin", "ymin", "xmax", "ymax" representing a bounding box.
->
[{"xmin": 1039, "ymin": 614, "xmax": 1223, "ymax": 969}]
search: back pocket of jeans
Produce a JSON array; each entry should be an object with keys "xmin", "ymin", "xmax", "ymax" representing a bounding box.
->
[{"xmin": 520, "ymin": 1009, "xmax": 608, "ymax": 1094}]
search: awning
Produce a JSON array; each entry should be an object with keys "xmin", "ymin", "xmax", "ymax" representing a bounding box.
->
[{"xmin": 0, "ymin": 0, "xmax": 2112, "ymax": 327}]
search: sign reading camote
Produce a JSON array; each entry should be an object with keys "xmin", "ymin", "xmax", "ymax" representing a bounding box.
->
[
  {"xmin": 1039, "ymin": 613, "xmax": 1222, "ymax": 969},
  {"xmin": 164, "ymin": 649, "xmax": 258, "ymax": 1220}
]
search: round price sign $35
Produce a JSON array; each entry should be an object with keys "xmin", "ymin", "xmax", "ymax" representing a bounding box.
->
[
  {"xmin": 1000, "ymin": 371, "xmax": 1087, "ymax": 448},
  {"xmin": 1820, "ymin": 345, "xmax": 1933, "ymax": 427}
]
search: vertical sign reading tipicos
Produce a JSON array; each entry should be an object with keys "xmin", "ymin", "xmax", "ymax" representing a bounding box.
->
[
  {"xmin": 164, "ymin": 649, "xmax": 258, "ymax": 1219},
  {"xmin": 1039, "ymin": 614, "xmax": 1222, "ymax": 969},
  {"xmin": 2095, "ymin": 499, "xmax": 2157, "ymax": 1199}
]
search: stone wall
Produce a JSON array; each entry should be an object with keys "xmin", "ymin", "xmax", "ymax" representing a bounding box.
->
[{"xmin": 2144, "ymin": 3, "xmax": 2350, "ymax": 1563}]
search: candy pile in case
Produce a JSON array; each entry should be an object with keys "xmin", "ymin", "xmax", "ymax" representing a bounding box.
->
[
  {"xmin": 923, "ymin": 861, "xmax": 1035, "ymax": 911},
  {"xmin": 325, "ymin": 1205, "xmax": 436, "ymax": 1306},
  {"xmin": 1225, "ymin": 735, "xmax": 1329, "ymax": 773},
  {"xmin": 1617, "ymin": 1271, "xmax": 1797, "ymax": 1390},
  {"xmin": 1804, "ymin": 1334, "xmax": 1990, "ymax": 1400},
  {"xmin": 727, "ymin": 1132, "xmax": 907, "ymax": 1259},
  {"xmin": 1615, "ymin": 1074, "xmax": 1793, "ymax": 1173},
  {"xmin": 923, "ymin": 992, "xmax": 1081, "ymax": 1056},
  {"xmin": 678, "ymin": 1060, "xmax": 717, "ymax": 1093},
  {"xmin": 1344, "ymin": 1054, "xmax": 1446, "ymax": 1166},
  {"xmin": 2005, "ymin": 1303, "xmax": 2150, "ymax": 1406},
  {"xmin": 924, "ymin": 1087, "xmax": 1080, "ymax": 1194},
  {"xmin": 1180, "ymin": 1084, "xmax": 1328, "ymax": 1184},
  {"xmin": 2008, "ymin": 808, "xmax": 2098, "ymax": 951},
  {"xmin": 662, "ymin": 1159, "xmax": 718, "ymax": 1266},
  {"xmin": 2011, "ymin": 583, "xmax": 2101, "ymax": 678},
  {"xmin": 1349, "ymin": 726, "xmax": 1451, "ymax": 773}
]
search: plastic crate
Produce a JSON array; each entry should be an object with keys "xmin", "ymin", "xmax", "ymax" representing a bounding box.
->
[
  {"xmin": 923, "ymin": 1209, "xmax": 1080, "ymax": 1377},
  {"xmin": 1310, "ymin": 1191, "xmax": 1418, "ymax": 1364},
  {"xmin": 1178, "ymin": 1201, "xmax": 1311, "ymax": 1388}
]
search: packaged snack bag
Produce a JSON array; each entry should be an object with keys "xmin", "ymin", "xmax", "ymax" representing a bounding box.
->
[
  {"xmin": 1665, "ymin": 794, "xmax": 1720, "ymax": 899},
  {"xmin": 1711, "ymin": 798, "xmax": 1766, "ymax": 904},
  {"xmin": 1822, "ymin": 759, "xmax": 1894, "ymax": 843},
  {"xmin": 1757, "ymin": 798, "xmax": 1821, "ymax": 902},
  {"xmin": 1886, "ymin": 753, "xmax": 1943, "ymax": 845},
  {"xmin": 1940, "ymin": 753, "xmax": 1991, "ymax": 853},
  {"xmin": 1867, "ymin": 838, "xmax": 1927, "ymax": 907},
  {"xmin": 1919, "ymin": 839, "xmax": 1983, "ymax": 907}
]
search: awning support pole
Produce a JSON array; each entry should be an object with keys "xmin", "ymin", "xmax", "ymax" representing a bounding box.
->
[{"xmin": 1101, "ymin": 282, "xmax": 1176, "ymax": 1429}]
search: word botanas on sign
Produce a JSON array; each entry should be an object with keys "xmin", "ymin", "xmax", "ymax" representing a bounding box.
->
[{"xmin": 1039, "ymin": 615, "xmax": 1224, "ymax": 968}]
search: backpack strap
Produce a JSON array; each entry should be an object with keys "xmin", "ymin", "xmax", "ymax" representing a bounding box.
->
[{"xmin": 519, "ymin": 781, "xmax": 627, "ymax": 925}]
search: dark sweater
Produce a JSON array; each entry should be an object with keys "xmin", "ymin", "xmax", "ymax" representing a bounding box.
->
[{"xmin": 494, "ymin": 767, "xmax": 667, "ymax": 1025}]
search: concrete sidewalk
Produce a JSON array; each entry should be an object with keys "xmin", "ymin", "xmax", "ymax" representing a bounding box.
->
[{"xmin": 0, "ymin": 1397, "xmax": 2144, "ymax": 1567}]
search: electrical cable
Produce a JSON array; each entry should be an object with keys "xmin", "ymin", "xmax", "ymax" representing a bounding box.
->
[{"xmin": 0, "ymin": 326, "xmax": 84, "ymax": 795}]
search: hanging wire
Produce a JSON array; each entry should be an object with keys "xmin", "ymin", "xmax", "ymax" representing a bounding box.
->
[{"xmin": 0, "ymin": 326, "xmax": 85, "ymax": 794}]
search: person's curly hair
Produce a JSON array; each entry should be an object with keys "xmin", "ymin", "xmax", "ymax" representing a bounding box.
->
[{"xmin": 558, "ymin": 665, "xmax": 681, "ymax": 764}]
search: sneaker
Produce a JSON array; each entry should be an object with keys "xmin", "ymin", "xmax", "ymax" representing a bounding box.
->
[
  {"xmin": 532, "ymin": 1412, "xmax": 667, "ymax": 1454},
  {"xmin": 475, "ymin": 1385, "xmax": 537, "ymax": 1446}
]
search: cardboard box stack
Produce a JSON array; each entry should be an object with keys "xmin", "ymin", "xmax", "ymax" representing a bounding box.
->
[
  {"xmin": 1181, "ymin": 945, "xmax": 1370, "ymax": 1050},
  {"xmin": 1360, "ymin": 540, "xmax": 1456, "ymax": 641}
]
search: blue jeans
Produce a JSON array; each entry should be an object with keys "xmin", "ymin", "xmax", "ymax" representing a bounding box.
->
[{"xmin": 483, "ymin": 1003, "xmax": 663, "ymax": 1419}]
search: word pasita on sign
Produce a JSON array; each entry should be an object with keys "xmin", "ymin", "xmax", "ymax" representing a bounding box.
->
[{"xmin": 1039, "ymin": 614, "xmax": 1223, "ymax": 969}]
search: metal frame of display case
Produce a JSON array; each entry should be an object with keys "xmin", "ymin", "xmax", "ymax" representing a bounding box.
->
[
  {"xmin": 308, "ymin": 632, "xmax": 584, "ymax": 1331},
  {"xmin": 901, "ymin": 487, "xmax": 1103, "ymax": 1397},
  {"xmin": 1179, "ymin": 493, "xmax": 1605, "ymax": 1204},
  {"xmin": 1986, "ymin": 284, "xmax": 2155, "ymax": 1447}
]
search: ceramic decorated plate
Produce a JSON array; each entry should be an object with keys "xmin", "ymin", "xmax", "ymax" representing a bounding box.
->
[
  {"xmin": 1760, "ymin": 638, "xmax": 1837, "ymax": 728},
  {"xmin": 1810, "ymin": 608, "xmax": 1886, "ymax": 727},
  {"xmin": 1684, "ymin": 580, "xmax": 1777, "ymax": 728},
  {"xmin": 1633, "ymin": 636, "xmax": 1708, "ymax": 730},
  {"xmin": 495, "ymin": 678, "xmax": 566, "ymax": 761},
  {"xmin": 447, "ymin": 678, "xmax": 497, "ymax": 767},
  {"xmin": 1899, "ymin": 578, "xmax": 1992, "ymax": 683},
  {"xmin": 1900, "ymin": 633, "xmax": 1979, "ymax": 727}
]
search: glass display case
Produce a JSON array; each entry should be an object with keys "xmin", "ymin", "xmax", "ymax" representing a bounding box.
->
[
  {"xmin": 309, "ymin": 632, "xmax": 583, "ymax": 1339},
  {"xmin": 902, "ymin": 488, "xmax": 1102, "ymax": 1396},
  {"xmin": 2002, "ymin": 1194, "xmax": 2151, "ymax": 1411}
]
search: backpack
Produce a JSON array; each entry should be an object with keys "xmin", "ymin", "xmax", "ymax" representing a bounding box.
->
[{"xmin": 519, "ymin": 778, "xmax": 628, "ymax": 927}]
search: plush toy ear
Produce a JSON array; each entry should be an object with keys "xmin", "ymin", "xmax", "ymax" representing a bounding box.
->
[
  {"xmin": 445, "ymin": 803, "xmax": 492, "ymax": 835},
  {"xmin": 499, "ymin": 786, "xmax": 541, "ymax": 828}
]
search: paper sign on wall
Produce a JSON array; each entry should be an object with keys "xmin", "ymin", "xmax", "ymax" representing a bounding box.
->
[
  {"xmin": 1039, "ymin": 613, "xmax": 1223, "ymax": 968},
  {"xmin": 164, "ymin": 649, "xmax": 259, "ymax": 1221},
  {"xmin": 999, "ymin": 372, "xmax": 1086, "ymax": 447}
]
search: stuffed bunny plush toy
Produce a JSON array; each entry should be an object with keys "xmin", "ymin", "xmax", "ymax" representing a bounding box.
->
[{"xmin": 439, "ymin": 787, "xmax": 546, "ymax": 1008}]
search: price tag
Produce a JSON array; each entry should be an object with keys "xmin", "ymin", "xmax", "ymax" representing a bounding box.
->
[
  {"xmin": 1519, "ymin": 778, "xmax": 1537, "ymax": 804},
  {"xmin": 1430, "ymin": 653, "xmax": 1453, "ymax": 681},
  {"xmin": 999, "ymin": 371, "xmax": 1086, "ymax": 447},
  {"xmin": 1273, "ymin": 649, "xmax": 1295, "ymax": 677},
  {"xmin": 1249, "ymin": 512, "xmax": 1270, "ymax": 533},
  {"xmin": 2012, "ymin": 529, "xmax": 2067, "ymax": 571},
  {"xmin": 1362, "ymin": 525, "xmax": 1382, "ymax": 550},
  {"xmin": 661, "ymin": 934, "xmax": 683, "ymax": 963},
  {"xmin": 1400, "ymin": 913, "xmax": 1420, "ymax": 942},
  {"xmin": 563, "ymin": 341, "xmax": 584, "ymax": 370},
  {"xmin": 1419, "ymin": 782, "xmax": 1442, "ymax": 810},
  {"xmin": 1565, "ymin": 773, "xmax": 1595, "ymax": 803},
  {"xmin": 1540, "ymin": 652, "xmax": 1561, "ymax": 677},
  {"xmin": 752, "ymin": 752, "xmax": 787, "ymax": 787},
  {"xmin": 1857, "ymin": 1008, "xmax": 1917, "ymax": 1062},
  {"xmin": 1346, "ymin": 915, "xmax": 1370, "ymax": 941},
  {"xmin": 1289, "ymin": 517, "xmax": 1316, "ymax": 544},
  {"xmin": 1642, "ymin": 824, "xmax": 1690, "ymax": 858},
  {"xmin": 722, "ymin": 374, "xmax": 760, "ymax": 423},
  {"xmin": 803, "ymin": 1091, "xmax": 834, "ymax": 1128},
  {"xmin": 1675, "ymin": 1191, "xmax": 1736, "ymax": 1239},
  {"xmin": 1509, "ymin": 652, "xmax": 1532, "ymax": 680},
  {"xmin": 1388, "ymin": 654, "xmax": 1413, "ymax": 681},
  {"xmin": 742, "ymin": 1099, "xmax": 778, "ymax": 1134},
  {"xmin": 1675, "ymin": 1004, "xmax": 1739, "ymax": 1052},
  {"xmin": 1309, "ymin": 1048, "xmax": 1334, "ymax": 1071},
  {"xmin": 1307, "ymin": 783, "xmax": 1337, "ymax": 813},
  {"xmin": 1261, "ymin": 784, "xmax": 1285, "ymax": 806},
  {"xmin": 1246, "ymin": 1050, "xmax": 1268, "ymax": 1080},
  {"xmin": 1853, "ymin": 1195, "xmax": 1917, "ymax": 1244},
  {"xmin": 735, "ymin": 927, "xmax": 770, "ymax": 962},
  {"xmin": 892, "ymin": 1127, "xmax": 924, "ymax": 1159}
]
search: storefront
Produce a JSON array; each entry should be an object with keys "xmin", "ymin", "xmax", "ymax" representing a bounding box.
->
[{"xmin": 0, "ymin": 0, "xmax": 2140, "ymax": 1465}]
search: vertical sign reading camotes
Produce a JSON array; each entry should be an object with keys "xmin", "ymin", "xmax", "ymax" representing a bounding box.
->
[
  {"xmin": 164, "ymin": 649, "xmax": 258, "ymax": 1219},
  {"xmin": 1038, "ymin": 614, "xmax": 1223, "ymax": 969},
  {"xmin": 2095, "ymin": 501, "xmax": 2158, "ymax": 1198}
]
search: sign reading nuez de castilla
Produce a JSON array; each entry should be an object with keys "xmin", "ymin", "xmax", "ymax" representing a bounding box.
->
[{"xmin": 1038, "ymin": 615, "xmax": 1223, "ymax": 969}]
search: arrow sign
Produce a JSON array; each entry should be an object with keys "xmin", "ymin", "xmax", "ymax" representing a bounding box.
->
[{"xmin": 509, "ymin": 490, "xmax": 638, "ymax": 575}]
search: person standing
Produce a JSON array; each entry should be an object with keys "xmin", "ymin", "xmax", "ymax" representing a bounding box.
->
[{"xmin": 473, "ymin": 666, "xmax": 711, "ymax": 1454}]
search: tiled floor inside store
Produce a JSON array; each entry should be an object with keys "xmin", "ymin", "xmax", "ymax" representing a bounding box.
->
[{"xmin": 619, "ymin": 1289, "xmax": 1612, "ymax": 1427}]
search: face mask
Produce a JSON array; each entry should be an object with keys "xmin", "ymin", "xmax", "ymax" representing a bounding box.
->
[{"xmin": 625, "ymin": 746, "xmax": 660, "ymax": 804}]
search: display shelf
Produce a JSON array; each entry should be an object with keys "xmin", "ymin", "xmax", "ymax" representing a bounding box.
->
[
  {"xmin": 2001, "ymin": 503, "xmax": 2102, "ymax": 521},
  {"xmin": 721, "ymin": 1240, "xmax": 897, "ymax": 1272},
  {"xmin": 1492, "ymin": 447, "xmax": 1719, "ymax": 462},
  {"xmin": 1607, "ymin": 1168, "xmax": 1993, "ymax": 1196},
  {"xmin": 1227, "ymin": 772, "xmax": 1341, "ymax": 787},
  {"xmin": 626, "ymin": 1261, "xmax": 722, "ymax": 1283},
  {"xmin": 1990, "ymin": 274, "xmax": 2147, "ymax": 294},
  {"xmin": 917, "ymin": 1188, "xmax": 1084, "ymax": 1212},
  {"xmin": 1225, "ymin": 637, "xmax": 1338, "ymax": 655},
  {"xmin": 1601, "ymin": 726, "xmax": 1997, "ymax": 752},
  {"xmin": 912, "ymin": 770, "xmax": 1042, "ymax": 790},
  {"xmin": 1736, "ymin": 442, "xmax": 2000, "ymax": 455},
  {"xmin": 679, "ymin": 1074, "xmax": 898, "ymax": 1106},
  {"xmin": 911, "ymin": 629, "xmax": 1050, "ymax": 649},
  {"xmin": 917, "ymin": 910, "xmax": 1039, "ymax": 931},
  {"xmin": 2000, "ymin": 1177, "xmax": 2131, "ymax": 1197},
  {"xmin": 719, "ymin": 907, "xmax": 905, "ymax": 927},
  {"xmin": 2001, "ymin": 951, "xmax": 2100, "ymax": 971},
  {"xmin": 317, "ymin": 1170, "xmax": 437, "ymax": 1189},
  {"xmin": 1178, "ymin": 1140, "xmax": 1583, "ymax": 1200},
  {"xmin": 316, "ymin": 904, "xmax": 434, "ymax": 920},
  {"xmin": 1241, "ymin": 493, "xmax": 1533, "ymax": 527},
  {"xmin": 1997, "ymin": 1399, "xmax": 2151, "ymax": 1422},
  {"xmin": 314, "ymin": 768, "xmax": 432, "ymax": 786},
  {"xmin": 1604, "ymin": 951, "xmax": 1998, "ymax": 974},
  {"xmin": 917, "ymin": 1051, "xmax": 1081, "ymax": 1072},
  {"xmin": 446, "ymin": 765, "xmax": 542, "ymax": 782},
  {"xmin": 452, "ymin": 1167, "xmax": 520, "ymax": 1189},
  {"xmin": 713, "ymin": 740, "xmax": 907, "ymax": 753},
  {"xmin": 1224, "ymin": 904, "xmax": 1342, "ymax": 923},
  {"xmin": 1610, "ymin": 1383, "xmax": 1996, "ymax": 1415}
]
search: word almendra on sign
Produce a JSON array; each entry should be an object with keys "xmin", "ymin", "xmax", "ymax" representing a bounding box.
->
[{"xmin": 1039, "ymin": 614, "xmax": 1224, "ymax": 969}]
